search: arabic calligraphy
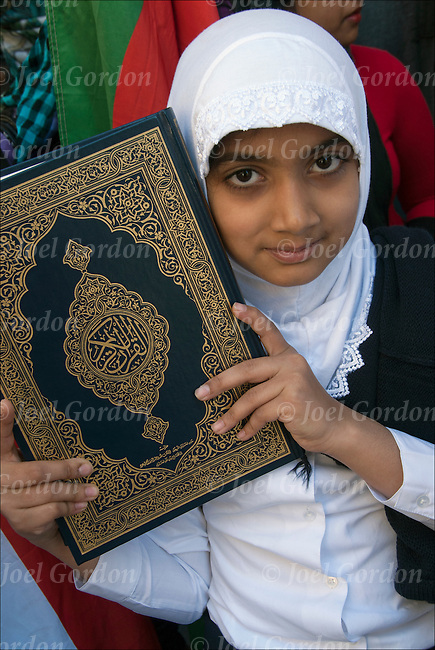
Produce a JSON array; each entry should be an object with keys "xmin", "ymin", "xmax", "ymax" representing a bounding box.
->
[{"xmin": 85, "ymin": 313, "xmax": 151, "ymax": 377}]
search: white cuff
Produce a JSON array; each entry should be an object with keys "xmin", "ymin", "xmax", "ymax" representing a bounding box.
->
[{"xmin": 370, "ymin": 429, "xmax": 434, "ymax": 529}]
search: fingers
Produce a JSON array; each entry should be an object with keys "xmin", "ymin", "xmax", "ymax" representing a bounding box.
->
[
  {"xmin": 1, "ymin": 458, "xmax": 99, "ymax": 540},
  {"xmin": 196, "ymin": 360, "xmax": 292, "ymax": 441},
  {"xmin": 194, "ymin": 302, "xmax": 296, "ymax": 440},
  {"xmin": 195, "ymin": 355, "xmax": 280, "ymax": 403},
  {"xmin": 6, "ymin": 499, "xmax": 94, "ymax": 540},
  {"xmin": 195, "ymin": 303, "xmax": 295, "ymax": 400},
  {"xmin": 2, "ymin": 459, "xmax": 95, "ymax": 496},
  {"xmin": 4, "ymin": 456, "xmax": 93, "ymax": 488},
  {"xmin": 0, "ymin": 399, "xmax": 21, "ymax": 462},
  {"xmin": 2, "ymin": 452, "xmax": 97, "ymax": 516},
  {"xmin": 194, "ymin": 304, "xmax": 308, "ymax": 442},
  {"xmin": 194, "ymin": 303, "xmax": 305, "ymax": 442},
  {"xmin": 237, "ymin": 397, "xmax": 288, "ymax": 441},
  {"xmin": 1, "ymin": 398, "xmax": 99, "ymax": 550},
  {"xmin": 232, "ymin": 303, "xmax": 292, "ymax": 357},
  {"xmin": 209, "ymin": 380, "xmax": 282, "ymax": 439},
  {"xmin": 4, "ymin": 478, "xmax": 98, "ymax": 512},
  {"xmin": 4, "ymin": 480, "xmax": 98, "ymax": 521}
]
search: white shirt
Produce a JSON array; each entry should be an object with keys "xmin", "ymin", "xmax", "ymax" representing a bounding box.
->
[{"xmin": 78, "ymin": 428, "xmax": 434, "ymax": 649}]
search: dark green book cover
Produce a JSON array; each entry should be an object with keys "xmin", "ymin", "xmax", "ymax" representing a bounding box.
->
[{"xmin": 1, "ymin": 109, "xmax": 303, "ymax": 563}]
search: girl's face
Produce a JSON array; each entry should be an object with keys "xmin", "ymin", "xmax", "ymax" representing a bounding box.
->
[
  {"xmin": 206, "ymin": 123, "xmax": 360, "ymax": 287},
  {"xmin": 293, "ymin": 0, "xmax": 364, "ymax": 47}
]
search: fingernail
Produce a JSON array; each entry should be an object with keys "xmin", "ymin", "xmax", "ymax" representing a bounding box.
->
[
  {"xmin": 85, "ymin": 485, "xmax": 99, "ymax": 498},
  {"xmin": 78, "ymin": 462, "xmax": 93, "ymax": 477},
  {"xmin": 211, "ymin": 420, "xmax": 224, "ymax": 433},
  {"xmin": 0, "ymin": 400, "xmax": 10, "ymax": 421},
  {"xmin": 232, "ymin": 302, "xmax": 247, "ymax": 313},
  {"xmin": 237, "ymin": 429, "xmax": 247, "ymax": 440},
  {"xmin": 74, "ymin": 502, "xmax": 87, "ymax": 512},
  {"xmin": 195, "ymin": 384, "xmax": 210, "ymax": 400}
]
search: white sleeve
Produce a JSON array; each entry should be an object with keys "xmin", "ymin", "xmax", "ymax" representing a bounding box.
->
[
  {"xmin": 76, "ymin": 507, "xmax": 211, "ymax": 624},
  {"xmin": 369, "ymin": 429, "xmax": 434, "ymax": 529}
]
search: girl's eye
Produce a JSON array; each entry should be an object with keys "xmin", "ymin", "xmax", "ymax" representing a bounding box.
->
[
  {"xmin": 311, "ymin": 153, "xmax": 346, "ymax": 174},
  {"xmin": 228, "ymin": 168, "xmax": 262, "ymax": 187}
]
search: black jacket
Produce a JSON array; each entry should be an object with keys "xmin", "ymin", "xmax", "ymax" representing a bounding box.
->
[{"xmin": 342, "ymin": 226, "xmax": 434, "ymax": 603}]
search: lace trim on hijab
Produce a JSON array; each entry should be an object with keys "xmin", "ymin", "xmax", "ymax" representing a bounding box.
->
[
  {"xmin": 327, "ymin": 277, "xmax": 374, "ymax": 399},
  {"xmin": 195, "ymin": 81, "xmax": 361, "ymax": 179}
]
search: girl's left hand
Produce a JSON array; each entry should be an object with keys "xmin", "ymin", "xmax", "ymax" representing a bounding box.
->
[{"xmin": 194, "ymin": 302, "xmax": 343, "ymax": 454}]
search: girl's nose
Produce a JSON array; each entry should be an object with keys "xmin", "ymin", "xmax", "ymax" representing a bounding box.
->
[{"xmin": 269, "ymin": 178, "xmax": 320, "ymax": 234}]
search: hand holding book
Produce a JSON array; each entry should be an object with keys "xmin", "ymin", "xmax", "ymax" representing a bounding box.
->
[
  {"xmin": 0, "ymin": 398, "xmax": 99, "ymax": 577},
  {"xmin": 1, "ymin": 109, "xmax": 303, "ymax": 563},
  {"xmin": 195, "ymin": 302, "xmax": 403, "ymax": 499}
]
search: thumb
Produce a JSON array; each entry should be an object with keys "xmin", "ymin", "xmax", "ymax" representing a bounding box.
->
[{"xmin": 1, "ymin": 399, "xmax": 21, "ymax": 463}]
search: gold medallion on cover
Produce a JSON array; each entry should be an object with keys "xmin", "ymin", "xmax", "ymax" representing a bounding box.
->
[{"xmin": 63, "ymin": 240, "xmax": 170, "ymax": 444}]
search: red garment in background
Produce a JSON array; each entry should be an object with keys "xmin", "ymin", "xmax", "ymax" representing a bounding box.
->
[
  {"xmin": 1, "ymin": 516, "xmax": 161, "ymax": 650},
  {"xmin": 351, "ymin": 44, "xmax": 435, "ymax": 226},
  {"xmin": 113, "ymin": 0, "xmax": 219, "ymax": 128}
]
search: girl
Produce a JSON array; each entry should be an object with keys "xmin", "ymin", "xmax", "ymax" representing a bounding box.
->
[{"xmin": 1, "ymin": 10, "xmax": 433, "ymax": 649}]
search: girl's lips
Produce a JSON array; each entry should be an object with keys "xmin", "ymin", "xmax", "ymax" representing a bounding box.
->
[
  {"xmin": 266, "ymin": 241, "xmax": 320, "ymax": 264},
  {"xmin": 346, "ymin": 9, "xmax": 362, "ymax": 25}
]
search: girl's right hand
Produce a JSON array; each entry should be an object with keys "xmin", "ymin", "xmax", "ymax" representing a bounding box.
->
[{"xmin": 0, "ymin": 398, "xmax": 99, "ymax": 556}]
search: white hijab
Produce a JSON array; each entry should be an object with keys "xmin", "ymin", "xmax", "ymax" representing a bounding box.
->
[{"xmin": 168, "ymin": 10, "xmax": 375, "ymax": 392}]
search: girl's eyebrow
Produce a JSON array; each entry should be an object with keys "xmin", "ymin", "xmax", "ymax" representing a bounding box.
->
[
  {"xmin": 209, "ymin": 153, "xmax": 275, "ymax": 168},
  {"xmin": 315, "ymin": 137, "xmax": 350, "ymax": 151},
  {"xmin": 209, "ymin": 136, "xmax": 352, "ymax": 169},
  {"xmin": 208, "ymin": 149, "xmax": 265, "ymax": 167}
]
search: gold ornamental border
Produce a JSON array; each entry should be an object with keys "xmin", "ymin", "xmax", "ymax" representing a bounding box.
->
[{"xmin": 0, "ymin": 126, "xmax": 292, "ymax": 556}]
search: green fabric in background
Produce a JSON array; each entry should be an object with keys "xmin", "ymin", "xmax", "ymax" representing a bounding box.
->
[{"xmin": 46, "ymin": 0, "xmax": 143, "ymax": 145}]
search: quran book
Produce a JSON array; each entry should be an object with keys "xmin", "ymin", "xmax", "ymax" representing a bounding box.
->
[{"xmin": 1, "ymin": 109, "xmax": 303, "ymax": 563}]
